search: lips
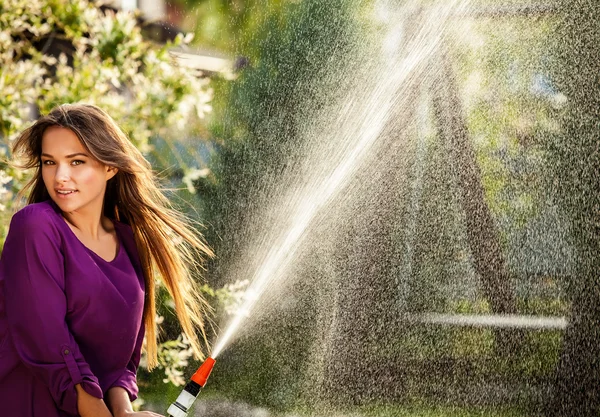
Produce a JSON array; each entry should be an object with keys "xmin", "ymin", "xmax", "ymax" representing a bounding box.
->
[{"xmin": 56, "ymin": 189, "xmax": 78, "ymax": 196}]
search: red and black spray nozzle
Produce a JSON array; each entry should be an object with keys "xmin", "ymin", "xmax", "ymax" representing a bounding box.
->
[{"xmin": 167, "ymin": 357, "xmax": 216, "ymax": 417}]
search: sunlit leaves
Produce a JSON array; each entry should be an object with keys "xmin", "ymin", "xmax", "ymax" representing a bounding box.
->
[{"xmin": 0, "ymin": 0, "xmax": 213, "ymax": 214}]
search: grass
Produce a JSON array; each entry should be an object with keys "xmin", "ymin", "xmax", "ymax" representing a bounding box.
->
[{"xmin": 279, "ymin": 402, "xmax": 526, "ymax": 417}]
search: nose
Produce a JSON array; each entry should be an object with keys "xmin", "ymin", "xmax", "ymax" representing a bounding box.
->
[{"xmin": 55, "ymin": 163, "xmax": 71, "ymax": 184}]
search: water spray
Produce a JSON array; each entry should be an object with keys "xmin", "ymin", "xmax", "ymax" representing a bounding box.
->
[
  {"xmin": 167, "ymin": 3, "xmax": 472, "ymax": 415},
  {"xmin": 166, "ymin": 357, "xmax": 216, "ymax": 417}
]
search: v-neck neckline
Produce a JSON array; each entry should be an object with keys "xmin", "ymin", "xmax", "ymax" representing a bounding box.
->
[{"xmin": 48, "ymin": 200, "xmax": 122, "ymax": 263}]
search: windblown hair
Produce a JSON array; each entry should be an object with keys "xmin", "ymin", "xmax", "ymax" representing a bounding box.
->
[{"xmin": 11, "ymin": 103, "xmax": 213, "ymax": 369}]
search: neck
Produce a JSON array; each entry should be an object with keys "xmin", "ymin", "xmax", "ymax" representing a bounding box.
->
[{"xmin": 62, "ymin": 205, "xmax": 110, "ymax": 240}]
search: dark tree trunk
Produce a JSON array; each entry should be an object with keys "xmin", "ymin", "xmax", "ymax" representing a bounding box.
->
[
  {"xmin": 430, "ymin": 49, "xmax": 523, "ymax": 364},
  {"xmin": 431, "ymin": 49, "xmax": 517, "ymax": 317}
]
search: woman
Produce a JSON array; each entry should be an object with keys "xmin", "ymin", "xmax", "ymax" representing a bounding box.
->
[{"xmin": 0, "ymin": 104, "xmax": 213, "ymax": 417}]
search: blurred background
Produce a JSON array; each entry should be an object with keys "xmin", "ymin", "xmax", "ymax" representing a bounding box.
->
[{"xmin": 1, "ymin": 0, "xmax": 599, "ymax": 416}]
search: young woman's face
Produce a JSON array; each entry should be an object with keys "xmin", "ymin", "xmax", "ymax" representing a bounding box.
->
[{"xmin": 41, "ymin": 126, "xmax": 116, "ymax": 215}]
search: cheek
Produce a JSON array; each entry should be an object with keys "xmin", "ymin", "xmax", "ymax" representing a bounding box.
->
[
  {"xmin": 78, "ymin": 167, "xmax": 107, "ymax": 188},
  {"xmin": 41, "ymin": 167, "xmax": 53, "ymax": 186}
]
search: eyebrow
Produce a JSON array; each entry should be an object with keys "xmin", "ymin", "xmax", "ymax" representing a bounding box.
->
[{"xmin": 41, "ymin": 152, "xmax": 89, "ymax": 158}]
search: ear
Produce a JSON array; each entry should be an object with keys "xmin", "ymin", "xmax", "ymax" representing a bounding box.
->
[{"xmin": 106, "ymin": 166, "xmax": 118, "ymax": 181}]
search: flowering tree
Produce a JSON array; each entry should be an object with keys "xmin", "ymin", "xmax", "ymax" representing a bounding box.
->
[
  {"xmin": 0, "ymin": 0, "xmax": 218, "ymax": 408},
  {"xmin": 0, "ymin": 0, "xmax": 212, "ymax": 225}
]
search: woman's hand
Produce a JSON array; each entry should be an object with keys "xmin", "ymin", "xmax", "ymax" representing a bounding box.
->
[{"xmin": 106, "ymin": 387, "xmax": 166, "ymax": 417}]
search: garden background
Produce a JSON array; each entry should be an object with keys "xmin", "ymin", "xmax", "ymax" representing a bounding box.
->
[{"xmin": 1, "ymin": 1, "xmax": 599, "ymax": 416}]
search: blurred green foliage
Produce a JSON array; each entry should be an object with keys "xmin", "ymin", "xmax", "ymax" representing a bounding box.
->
[
  {"xmin": 188, "ymin": 0, "xmax": 366, "ymax": 411},
  {"xmin": 196, "ymin": 0, "xmax": 363, "ymax": 284},
  {"xmin": 171, "ymin": 0, "xmax": 288, "ymax": 57}
]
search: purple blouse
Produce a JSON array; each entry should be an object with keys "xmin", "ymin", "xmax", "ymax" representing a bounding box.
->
[{"xmin": 0, "ymin": 200, "xmax": 145, "ymax": 417}]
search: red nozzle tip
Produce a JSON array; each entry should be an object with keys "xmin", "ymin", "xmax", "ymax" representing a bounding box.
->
[{"xmin": 191, "ymin": 357, "xmax": 216, "ymax": 387}]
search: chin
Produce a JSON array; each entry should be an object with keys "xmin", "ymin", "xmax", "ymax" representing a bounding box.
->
[{"xmin": 51, "ymin": 196, "xmax": 80, "ymax": 213}]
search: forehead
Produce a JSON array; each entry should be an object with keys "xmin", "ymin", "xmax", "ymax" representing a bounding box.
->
[{"xmin": 41, "ymin": 126, "xmax": 87, "ymax": 154}]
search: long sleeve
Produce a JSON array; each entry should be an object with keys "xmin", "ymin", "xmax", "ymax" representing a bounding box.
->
[
  {"xmin": 1, "ymin": 207, "xmax": 103, "ymax": 415},
  {"xmin": 108, "ymin": 322, "xmax": 144, "ymax": 401}
]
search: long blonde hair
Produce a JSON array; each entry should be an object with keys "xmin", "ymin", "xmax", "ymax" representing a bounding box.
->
[{"xmin": 11, "ymin": 103, "xmax": 213, "ymax": 369}]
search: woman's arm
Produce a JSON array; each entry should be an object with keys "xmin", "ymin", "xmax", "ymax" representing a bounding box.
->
[
  {"xmin": 76, "ymin": 384, "xmax": 112, "ymax": 417},
  {"xmin": 106, "ymin": 386, "xmax": 133, "ymax": 417}
]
